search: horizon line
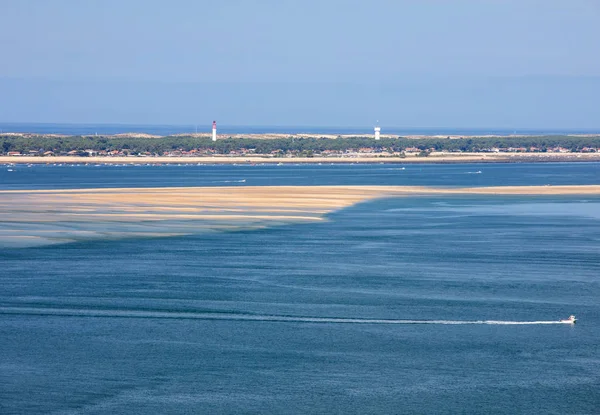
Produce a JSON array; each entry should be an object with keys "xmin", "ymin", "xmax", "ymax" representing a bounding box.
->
[{"xmin": 1, "ymin": 121, "xmax": 600, "ymax": 132}]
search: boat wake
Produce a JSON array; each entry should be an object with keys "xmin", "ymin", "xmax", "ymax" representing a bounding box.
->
[{"xmin": 0, "ymin": 307, "xmax": 576, "ymax": 325}]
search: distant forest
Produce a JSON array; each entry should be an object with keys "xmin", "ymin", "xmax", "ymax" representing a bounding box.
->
[{"xmin": 2, "ymin": 135, "xmax": 600, "ymax": 155}]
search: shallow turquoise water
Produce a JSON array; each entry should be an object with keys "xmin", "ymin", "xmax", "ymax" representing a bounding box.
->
[{"xmin": 1, "ymin": 165, "xmax": 599, "ymax": 414}]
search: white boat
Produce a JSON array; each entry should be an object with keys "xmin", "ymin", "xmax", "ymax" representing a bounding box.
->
[{"xmin": 560, "ymin": 315, "xmax": 577, "ymax": 324}]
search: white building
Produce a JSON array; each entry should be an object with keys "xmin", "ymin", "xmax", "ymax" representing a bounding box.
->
[
  {"xmin": 212, "ymin": 121, "xmax": 217, "ymax": 141},
  {"xmin": 374, "ymin": 124, "xmax": 381, "ymax": 140}
]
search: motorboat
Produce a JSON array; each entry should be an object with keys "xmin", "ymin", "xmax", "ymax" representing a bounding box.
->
[{"xmin": 560, "ymin": 315, "xmax": 577, "ymax": 324}]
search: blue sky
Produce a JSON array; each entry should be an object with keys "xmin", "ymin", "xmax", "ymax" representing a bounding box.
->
[{"xmin": 1, "ymin": 0, "xmax": 599, "ymax": 128}]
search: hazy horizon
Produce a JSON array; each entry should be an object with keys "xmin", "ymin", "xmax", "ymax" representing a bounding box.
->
[
  {"xmin": 1, "ymin": 1, "xmax": 599, "ymax": 128},
  {"xmin": 2, "ymin": 120, "xmax": 600, "ymax": 132}
]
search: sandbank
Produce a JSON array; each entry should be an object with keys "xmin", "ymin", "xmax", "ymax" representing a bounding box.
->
[{"xmin": 1, "ymin": 185, "xmax": 599, "ymax": 248}]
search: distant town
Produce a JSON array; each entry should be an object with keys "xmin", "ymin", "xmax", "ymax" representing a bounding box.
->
[{"xmin": 2, "ymin": 132, "xmax": 600, "ymax": 160}]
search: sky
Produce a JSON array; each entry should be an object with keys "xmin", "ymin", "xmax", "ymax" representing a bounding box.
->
[{"xmin": 1, "ymin": 0, "xmax": 599, "ymax": 128}]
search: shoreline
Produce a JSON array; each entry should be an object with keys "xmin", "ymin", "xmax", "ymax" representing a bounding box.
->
[
  {"xmin": 2, "ymin": 153, "xmax": 600, "ymax": 165},
  {"xmin": 3, "ymin": 184, "xmax": 600, "ymax": 195}
]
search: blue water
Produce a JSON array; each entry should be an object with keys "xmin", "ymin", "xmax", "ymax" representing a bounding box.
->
[
  {"xmin": 2, "ymin": 122, "xmax": 600, "ymax": 136},
  {"xmin": 1, "ymin": 162, "xmax": 599, "ymax": 190},
  {"xmin": 1, "ymin": 165, "xmax": 600, "ymax": 414}
]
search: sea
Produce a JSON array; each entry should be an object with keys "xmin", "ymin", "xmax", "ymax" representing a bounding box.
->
[
  {"xmin": 1, "ymin": 162, "xmax": 600, "ymax": 414},
  {"xmin": 1, "ymin": 122, "xmax": 600, "ymax": 136}
]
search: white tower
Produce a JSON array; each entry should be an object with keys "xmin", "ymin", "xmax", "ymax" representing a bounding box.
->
[
  {"xmin": 374, "ymin": 122, "xmax": 381, "ymax": 140},
  {"xmin": 212, "ymin": 121, "xmax": 217, "ymax": 142}
]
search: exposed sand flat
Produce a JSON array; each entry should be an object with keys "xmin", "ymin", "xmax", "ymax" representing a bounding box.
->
[
  {"xmin": 440, "ymin": 185, "xmax": 600, "ymax": 195},
  {"xmin": 1, "ymin": 185, "xmax": 599, "ymax": 248},
  {"xmin": 2, "ymin": 184, "xmax": 600, "ymax": 196},
  {"xmin": 0, "ymin": 213, "xmax": 325, "ymax": 222}
]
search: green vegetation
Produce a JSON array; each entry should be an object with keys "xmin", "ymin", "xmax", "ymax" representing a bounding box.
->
[{"xmin": 1, "ymin": 134, "xmax": 600, "ymax": 156}]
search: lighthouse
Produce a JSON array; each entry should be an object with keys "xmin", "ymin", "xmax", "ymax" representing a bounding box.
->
[
  {"xmin": 374, "ymin": 123, "xmax": 381, "ymax": 140},
  {"xmin": 212, "ymin": 121, "xmax": 217, "ymax": 142}
]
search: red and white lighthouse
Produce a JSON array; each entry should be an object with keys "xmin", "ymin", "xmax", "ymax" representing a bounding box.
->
[{"xmin": 212, "ymin": 121, "xmax": 217, "ymax": 142}]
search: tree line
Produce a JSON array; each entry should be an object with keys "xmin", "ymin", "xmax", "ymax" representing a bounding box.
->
[{"xmin": 2, "ymin": 134, "xmax": 600, "ymax": 155}]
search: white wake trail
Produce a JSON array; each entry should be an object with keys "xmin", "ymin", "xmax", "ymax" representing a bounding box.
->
[{"xmin": 0, "ymin": 307, "xmax": 575, "ymax": 325}]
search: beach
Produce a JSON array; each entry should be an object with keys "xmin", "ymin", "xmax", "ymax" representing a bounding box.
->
[{"xmin": 2, "ymin": 152, "xmax": 600, "ymax": 165}]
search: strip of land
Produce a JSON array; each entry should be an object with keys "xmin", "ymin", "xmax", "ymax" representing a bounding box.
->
[
  {"xmin": 2, "ymin": 153, "xmax": 600, "ymax": 165},
  {"xmin": 1, "ymin": 185, "xmax": 599, "ymax": 248}
]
